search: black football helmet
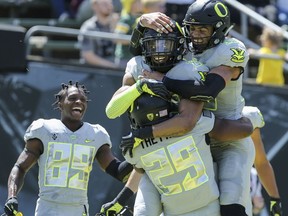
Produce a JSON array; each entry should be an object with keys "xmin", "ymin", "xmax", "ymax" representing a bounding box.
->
[
  {"xmin": 140, "ymin": 21, "xmax": 186, "ymax": 73},
  {"xmin": 128, "ymin": 93, "xmax": 178, "ymax": 129},
  {"xmin": 183, "ymin": 0, "xmax": 232, "ymax": 53}
]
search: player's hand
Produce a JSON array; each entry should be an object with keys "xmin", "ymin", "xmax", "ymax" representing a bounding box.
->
[
  {"xmin": 120, "ymin": 127, "xmax": 153, "ymax": 158},
  {"xmin": 139, "ymin": 12, "xmax": 174, "ymax": 33},
  {"xmin": 270, "ymin": 197, "xmax": 282, "ymax": 216},
  {"xmin": 242, "ymin": 106, "xmax": 265, "ymax": 130},
  {"xmin": 4, "ymin": 197, "xmax": 18, "ymax": 216},
  {"xmin": 142, "ymin": 69, "xmax": 165, "ymax": 81},
  {"xmin": 100, "ymin": 201, "xmax": 123, "ymax": 216},
  {"xmin": 136, "ymin": 78, "xmax": 171, "ymax": 101},
  {"xmin": 120, "ymin": 132, "xmax": 143, "ymax": 158}
]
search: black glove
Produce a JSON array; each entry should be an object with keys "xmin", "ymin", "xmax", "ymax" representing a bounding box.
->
[
  {"xmin": 100, "ymin": 201, "xmax": 123, "ymax": 216},
  {"xmin": 100, "ymin": 187, "xmax": 134, "ymax": 216},
  {"xmin": 120, "ymin": 132, "xmax": 143, "ymax": 158},
  {"xmin": 120, "ymin": 127, "xmax": 153, "ymax": 158},
  {"xmin": 4, "ymin": 197, "xmax": 18, "ymax": 216},
  {"xmin": 270, "ymin": 197, "xmax": 282, "ymax": 216},
  {"xmin": 136, "ymin": 79, "xmax": 171, "ymax": 101}
]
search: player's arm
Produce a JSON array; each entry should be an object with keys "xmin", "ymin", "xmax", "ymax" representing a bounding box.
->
[
  {"xmin": 209, "ymin": 117, "xmax": 253, "ymax": 141},
  {"xmin": 252, "ymin": 128, "xmax": 280, "ymax": 199},
  {"xmin": 7, "ymin": 138, "xmax": 42, "ymax": 197},
  {"xmin": 106, "ymin": 73, "xmax": 171, "ymax": 119},
  {"xmin": 152, "ymin": 99, "xmax": 203, "ymax": 137},
  {"xmin": 96, "ymin": 144, "xmax": 133, "ymax": 183},
  {"xmin": 143, "ymin": 69, "xmax": 226, "ymax": 101},
  {"xmin": 120, "ymin": 99, "xmax": 204, "ymax": 158},
  {"xmin": 252, "ymin": 128, "xmax": 282, "ymax": 216},
  {"xmin": 131, "ymin": 99, "xmax": 203, "ymax": 141},
  {"xmin": 5, "ymin": 138, "xmax": 43, "ymax": 215},
  {"xmin": 100, "ymin": 169, "xmax": 143, "ymax": 215},
  {"xmin": 105, "ymin": 73, "xmax": 137, "ymax": 119},
  {"xmin": 209, "ymin": 105, "xmax": 266, "ymax": 141},
  {"xmin": 162, "ymin": 73, "xmax": 225, "ymax": 101},
  {"xmin": 158, "ymin": 65, "xmax": 243, "ymax": 101}
]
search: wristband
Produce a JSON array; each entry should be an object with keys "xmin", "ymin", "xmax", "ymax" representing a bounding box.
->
[
  {"xmin": 133, "ymin": 126, "xmax": 153, "ymax": 139},
  {"xmin": 6, "ymin": 196, "xmax": 17, "ymax": 201},
  {"xmin": 115, "ymin": 187, "xmax": 134, "ymax": 206},
  {"xmin": 270, "ymin": 197, "xmax": 281, "ymax": 201}
]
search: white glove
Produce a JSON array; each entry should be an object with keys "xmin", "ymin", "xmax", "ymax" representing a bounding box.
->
[{"xmin": 242, "ymin": 106, "xmax": 265, "ymax": 130}]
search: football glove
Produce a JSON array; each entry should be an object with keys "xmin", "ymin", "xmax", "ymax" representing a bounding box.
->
[
  {"xmin": 120, "ymin": 132, "xmax": 143, "ymax": 158},
  {"xmin": 4, "ymin": 197, "xmax": 18, "ymax": 216},
  {"xmin": 136, "ymin": 79, "xmax": 171, "ymax": 101},
  {"xmin": 242, "ymin": 106, "xmax": 265, "ymax": 130},
  {"xmin": 120, "ymin": 127, "xmax": 153, "ymax": 158},
  {"xmin": 100, "ymin": 201, "xmax": 123, "ymax": 216},
  {"xmin": 100, "ymin": 187, "xmax": 134, "ymax": 216},
  {"xmin": 270, "ymin": 197, "xmax": 282, "ymax": 216}
]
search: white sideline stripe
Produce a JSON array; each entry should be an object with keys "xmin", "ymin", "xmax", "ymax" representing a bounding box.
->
[{"xmin": 267, "ymin": 131, "xmax": 288, "ymax": 161}]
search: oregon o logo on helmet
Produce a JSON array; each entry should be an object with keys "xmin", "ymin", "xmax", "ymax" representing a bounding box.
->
[{"xmin": 214, "ymin": 2, "xmax": 228, "ymax": 18}]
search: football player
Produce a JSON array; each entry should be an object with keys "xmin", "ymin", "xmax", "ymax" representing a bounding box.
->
[
  {"xmin": 3, "ymin": 81, "xmax": 133, "ymax": 216},
  {"xmin": 128, "ymin": 1, "xmax": 259, "ymax": 215},
  {"xmin": 100, "ymin": 21, "xmax": 254, "ymax": 216}
]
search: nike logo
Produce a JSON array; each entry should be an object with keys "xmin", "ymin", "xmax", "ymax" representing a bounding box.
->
[{"xmin": 85, "ymin": 139, "xmax": 94, "ymax": 143}]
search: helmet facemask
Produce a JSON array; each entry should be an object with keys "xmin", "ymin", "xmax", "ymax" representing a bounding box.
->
[
  {"xmin": 183, "ymin": 0, "xmax": 233, "ymax": 53},
  {"xmin": 141, "ymin": 24, "xmax": 186, "ymax": 73},
  {"xmin": 183, "ymin": 24, "xmax": 214, "ymax": 54}
]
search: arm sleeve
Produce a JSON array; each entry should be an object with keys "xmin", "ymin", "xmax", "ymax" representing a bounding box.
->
[
  {"xmin": 162, "ymin": 73, "xmax": 226, "ymax": 101},
  {"xmin": 105, "ymin": 84, "xmax": 141, "ymax": 119},
  {"xmin": 105, "ymin": 159, "xmax": 133, "ymax": 183}
]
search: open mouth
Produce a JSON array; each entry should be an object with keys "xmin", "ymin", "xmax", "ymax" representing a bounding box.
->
[
  {"xmin": 152, "ymin": 55, "xmax": 167, "ymax": 63},
  {"xmin": 72, "ymin": 107, "xmax": 83, "ymax": 114},
  {"xmin": 192, "ymin": 38, "xmax": 205, "ymax": 45}
]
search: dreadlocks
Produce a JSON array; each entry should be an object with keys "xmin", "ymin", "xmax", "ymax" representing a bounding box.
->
[{"xmin": 52, "ymin": 80, "xmax": 90, "ymax": 109}]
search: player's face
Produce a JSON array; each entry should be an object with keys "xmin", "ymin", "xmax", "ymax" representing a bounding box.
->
[
  {"xmin": 60, "ymin": 86, "xmax": 88, "ymax": 122},
  {"xmin": 148, "ymin": 39, "xmax": 173, "ymax": 64},
  {"xmin": 188, "ymin": 25, "xmax": 213, "ymax": 47}
]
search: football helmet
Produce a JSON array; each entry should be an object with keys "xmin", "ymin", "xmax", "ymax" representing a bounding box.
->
[
  {"xmin": 140, "ymin": 21, "xmax": 186, "ymax": 73},
  {"xmin": 128, "ymin": 93, "xmax": 178, "ymax": 129},
  {"xmin": 183, "ymin": 0, "xmax": 232, "ymax": 53}
]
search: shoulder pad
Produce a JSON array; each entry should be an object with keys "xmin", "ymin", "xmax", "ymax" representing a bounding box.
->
[{"xmin": 25, "ymin": 119, "xmax": 45, "ymax": 133}]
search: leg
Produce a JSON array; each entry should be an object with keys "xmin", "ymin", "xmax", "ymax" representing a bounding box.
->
[
  {"xmin": 211, "ymin": 137, "xmax": 255, "ymax": 216},
  {"xmin": 134, "ymin": 173, "xmax": 162, "ymax": 216}
]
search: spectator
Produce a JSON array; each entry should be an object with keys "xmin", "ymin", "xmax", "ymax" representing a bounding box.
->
[
  {"xmin": 248, "ymin": 26, "xmax": 287, "ymax": 86},
  {"xmin": 114, "ymin": 0, "xmax": 142, "ymax": 68},
  {"xmin": 165, "ymin": 0, "xmax": 195, "ymax": 24},
  {"xmin": 76, "ymin": 0, "xmax": 122, "ymax": 25},
  {"xmin": 50, "ymin": 0, "xmax": 84, "ymax": 20},
  {"xmin": 78, "ymin": 0, "xmax": 119, "ymax": 69},
  {"xmin": 229, "ymin": 0, "xmax": 277, "ymax": 43},
  {"xmin": 276, "ymin": 0, "xmax": 288, "ymax": 26}
]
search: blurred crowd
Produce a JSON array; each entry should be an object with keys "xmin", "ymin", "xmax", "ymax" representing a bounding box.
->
[{"xmin": 0, "ymin": 0, "xmax": 287, "ymax": 85}]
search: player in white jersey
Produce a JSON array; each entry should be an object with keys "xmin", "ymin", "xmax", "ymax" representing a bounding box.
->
[
  {"xmin": 128, "ymin": 1, "xmax": 256, "ymax": 215},
  {"xmin": 100, "ymin": 24, "xmax": 254, "ymax": 216},
  {"xmin": 122, "ymin": 97, "xmax": 220, "ymax": 216},
  {"xmin": 3, "ymin": 81, "xmax": 133, "ymax": 216}
]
